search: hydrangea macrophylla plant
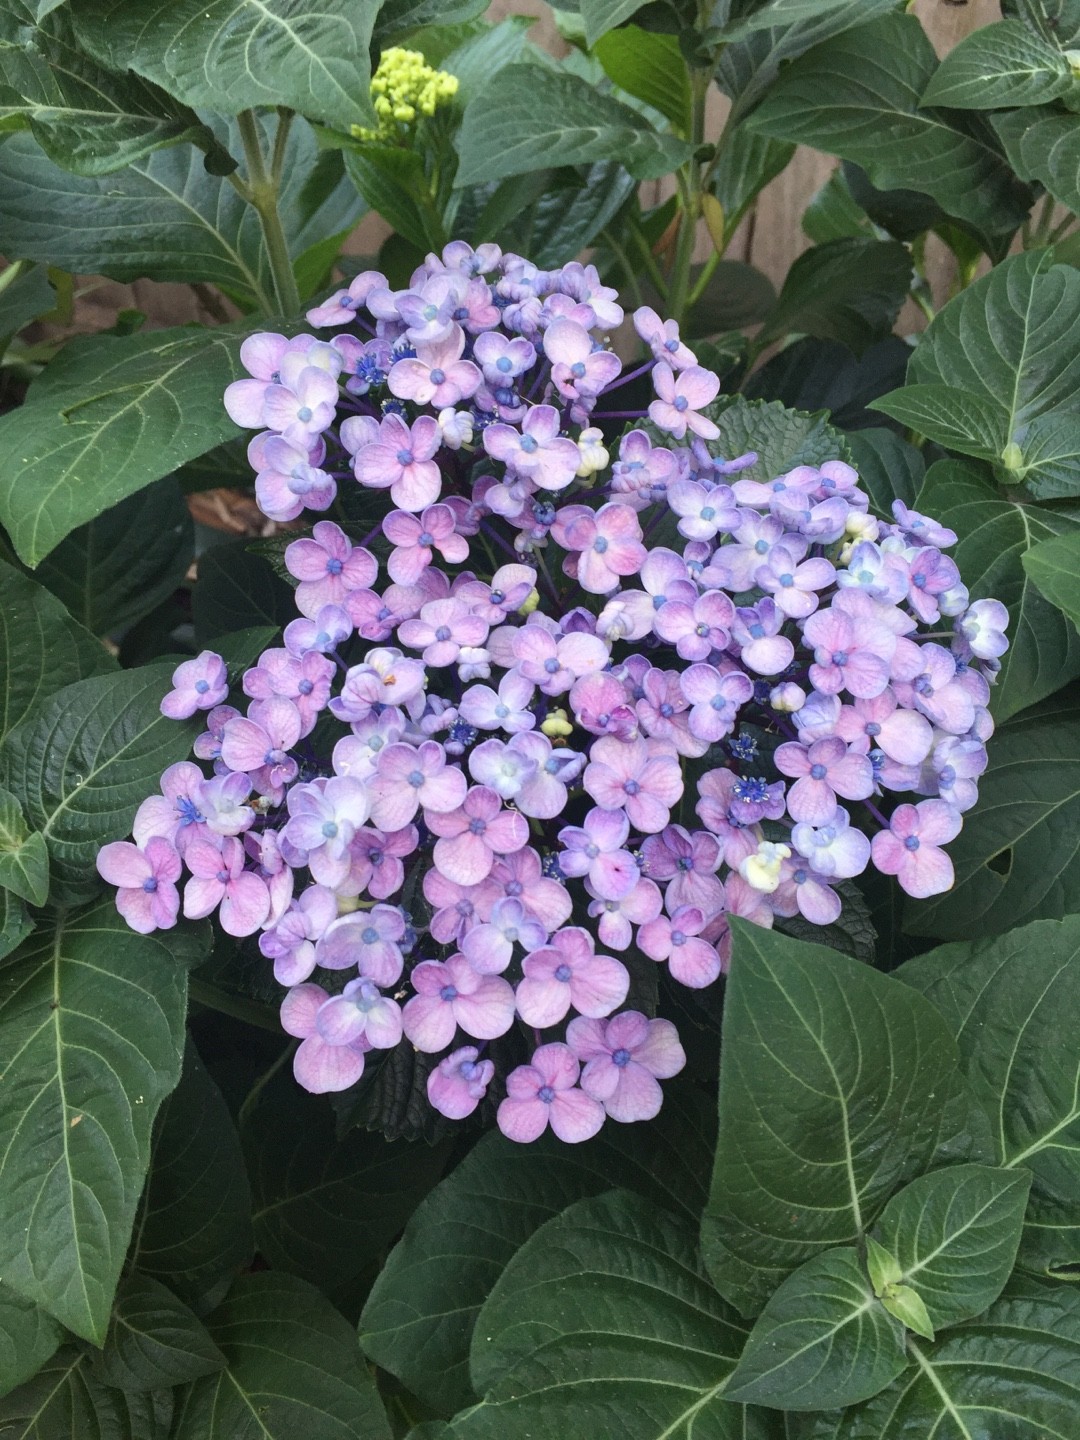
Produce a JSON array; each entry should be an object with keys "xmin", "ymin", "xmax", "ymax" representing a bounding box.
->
[{"xmin": 99, "ymin": 243, "xmax": 1008, "ymax": 1143}]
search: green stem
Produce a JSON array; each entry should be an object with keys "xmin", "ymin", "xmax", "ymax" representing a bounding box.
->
[
  {"xmin": 237, "ymin": 108, "xmax": 301, "ymax": 317},
  {"xmin": 668, "ymin": 67, "xmax": 710, "ymax": 326},
  {"xmin": 686, "ymin": 248, "xmax": 720, "ymax": 310},
  {"xmin": 270, "ymin": 107, "xmax": 294, "ymax": 188},
  {"xmin": 600, "ymin": 226, "xmax": 644, "ymax": 310},
  {"xmin": 239, "ymin": 1040, "xmax": 297, "ymax": 1128},
  {"xmin": 628, "ymin": 217, "xmax": 669, "ymax": 298},
  {"xmin": 188, "ymin": 977, "xmax": 284, "ymax": 1033}
]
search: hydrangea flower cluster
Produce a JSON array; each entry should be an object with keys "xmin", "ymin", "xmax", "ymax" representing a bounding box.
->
[{"xmin": 98, "ymin": 242, "xmax": 1008, "ymax": 1143}]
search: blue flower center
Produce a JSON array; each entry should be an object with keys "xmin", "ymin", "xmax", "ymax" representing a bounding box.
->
[
  {"xmin": 832, "ymin": 650, "xmax": 849, "ymax": 666},
  {"xmin": 195, "ymin": 679, "xmax": 210, "ymax": 694},
  {"xmin": 571, "ymin": 361, "xmax": 586, "ymax": 378},
  {"xmin": 612, "ymin": 1047, "xmax": 632, "ymax": 1068},
  {"xmin": 436, "ymin": 626, "xmax": 452, "ymax": 642},
  {"xmin": 142, "ymin": 876, "xmax": 158, "ymax": 893},
  {"xmin": 440, "ymin": 984, "xmax": 458, "ymax": 1001},
  {"xmin": 396, "ymin": 448, "xmax": 413, "ymax": 465},
  {"xmin": 538, "ymin": 1084, "xmax": 556, "ymax": 1103},
  {"xmin": 593, "ymin": 536, "xmax": 609, "ymax": 554},
  {"xmin": 904, "ymin": 835, "xmax": 920, "ymax": 850},
  {"xmin": 468, "ymin": 818, "xmax": 487, "ymax": 834},
  {"xmin": 297, "ymin": 406, "xmax": 313, "ymax": 422},
  {"xmin": 810, "ymin": 763, "xmax": 827, "ymax": 780},
  {"xmin": 298, "ymin": 679, "xmax": 314, "ymax": 695},
  {"xmin": 624, "ymin": 779, "xmax": 640, "ymax": 795},
  {"xmin": 322, "ymin": 821, "xmax": 339, "ymax": 838},
  {"xmin": 418, "ymin": 531, "xmax": 434, "ymax": 546},
  {"xmin": 865, "ymin": 721, "xmax": 881, "ymax": 736},
  {"xmin": 326, "ymin": 558, "xmax": 343, "ymax": 574},
  {"xmin": 177, "ymin": 796, "xmax": 204, "ymax": 826},
  {"xmin": 754, "ymin": 539, "xmax": 769, "ymax": 554},
  {"xmin": 496, "ymin": 356, "xmax": 512, "ymax": 372},
  {"xmin": 674, "ymin": 396, "xmax": 688, "ymax": 412},
  {"xmin": 554, "ymin": 963, "xmax": 572, "ymax": 982},
  {"xmin": 519, "ymin": 434, "xmax": 538, "ymax": 454},
  {"xmin": 430, "ymin": 368, "xmax": 445, "ymax": 384},
  {"xmin": 671, "ymin": 930, "xmax": 685, "ymax": 946},
  {"xmin": 408, "ymin": 770, "xmax": 424, "ymax": 787},
  {"xmin": 362, "ymin": 927, "xmax": 379, "ymax": 944}
]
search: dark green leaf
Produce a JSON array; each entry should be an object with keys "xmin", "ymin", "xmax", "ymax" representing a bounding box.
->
[
  {"xmin": 0, "ymin": 326, "xmax": 244, "ymax": 567},
  {"xmin": 172, "ymin": 1272, "xmax": 392, "ymax": 1440},
  {"xmin": 345, "ymin": 145, "xmax": 443, "ymax": 253},
  {"xmin": 593, "ymin": 25, "xmax": 690, "ymax": 131},
  {"xmin": 0, "ymin": 888, "xmax": 32, "ymax": 962},
  {"xmin": 580, "ymin": 0, "xmax": 649, "ymax": 46},
  {"xmin": 904, "ymin": 689, "xmax": 1080, "ymax": 940},
  {"xmin": 702, "ymin": 920, "xmax": 980, "ymax": 1316},
  {"xmin": 130, "ymin": 1042, "xmax": 254, "ymax": 1307},
  {"xmin": 726, "ymin": 1248, "xmax": 907, "ymax": 1411},
  {"xmin": 922, "ymin": 20, "xmax": 1075, "ymax": 110},
  {"xmin": 717, "ymin": 0, "xmax": 898, "ymax": 125},
  {"xmin": 802, "ymin": 168, "xmax": 872, "ymax": 245},
  {"xmin": 0, "ymin": 261, "xmax": 54, "ymax": 335},
  {"xmin": 871, "ymin": 383, "xmax": 1009, "ymax": 462},
  {"xmin": 685, "ymin": 261, "xmax": 776, "ymax": 336},
  {"xmin": 996, "ymin": 104, "xmax": 1080, "ymax": 225},
  {"xmin": 0, "ymin": 786, "xmax": 48, "ymax": 907},
  {"xmin": 872, "ymin": 1165, "xmax": 1031, "ymax": 1330},
  {"xmin": 701, "ymin": 395, "xmax": 849, "ymax": 483},
  {"xmin": 0, "ymin": 1286, "xmax": 62, "ymax": 1399},
  {"xmin": 242, "ymin": 1065, "xmax": 450, "ymax": 1294},
  {"xmin": 0, "ymin": 899, "xmax": 205, "ymax": 1341},
  {"xmin": 458, "ymin": 1190, "xmax": 774, "ymax": 1440},
  {"xmin": 374, "ymin": 0, "xmax": 489, "ymax": 45},
  {"xmin": 916, "ymin": 459, "xmax": 1080, "ymax": 720},
  {"xmin": 711, "ymin": 130, "xmax": 794, "ymax": 239},
  {"xmin": 455, "ymin": 64, "xmax": 693, "ymax": 188},
  {"xmin": 714, "ymin": 0, "xmax": 879, "ymax": 40},
  {"xmin": 797, "ymin": 1285, "xmax": 1080, "ymax": 1439},
  {"xmin": 34, "ymin": 478, "xmax": 193, "ymax": 636},
  {"xmin": 845, "ymin": 428, "xmax": 926, "ymax": 521},
  {"xmin": 94, "ymin": 1274, "xmax": 226, "ymax": 1390},
  {"xmin": 361, "ymin": 1084, "xmax": 716, "ymax": 1414},
  {"xmin": 0, "ymin": 1, "xmax": 211, "ymax": 176},
  {"xmin": 71, "ymin": 0, "xmax": 378, "ymax": 131},
  {"xmin": 874, "ymin": 252, "xmax": 1080, "ymax": 497},
  {"xmin": 0, "ymin": 1346, "xmax": 129, "ymax": 1438},
  {"xmin": 514, "ymin": 160, "xmax": 635, "ymax": 270},
  {"xmin": 748, "ymin": 14, "xmax": 1034, "ymax": 234},
  {"xmin": 901, "ymin": 916, "xmax": 1080, "ymax": 1279},
  {"xmin": 0, "ymin": 116, "xmax": 363, "ymax": 307},
  {"xmin": 0, "ymin": 664, "xmax": 198, "ymax": 901},
  {"xmin": 757, "ymin": 237, "xmax": 912, "ymax": 352},
  {"xmin": 843, "ymin": 161, "xmax": 947, "ymax": 245},
  {"xmin": 439, "ymin": 17, "xmax": 533, "ymax": 106},
  {"xmin": 1023, "ymin": 528, "xmax": 1080, "ymax": 631},
  {"xmin": 193, "ymin": 541, "xmax": 296, "ymax": 644},
  {"xmin": 0, "ymin": 558, "xmax": 115, "ymax": 746},
  {"xmin": 1004, "ymin": 0, "xmax": 1080, "ymax": 47},
  {"xmin": 746, "ymin": 338, "xmax": 912, "ymax": 433}
]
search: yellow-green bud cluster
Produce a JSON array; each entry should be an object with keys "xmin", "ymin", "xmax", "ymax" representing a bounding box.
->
[{"xmin": 354, "ymin": 47, "xmax": 459, "ymax": 142}]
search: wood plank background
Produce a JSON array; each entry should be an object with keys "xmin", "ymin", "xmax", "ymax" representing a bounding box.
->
[{"xmin": 64, "ymin": 0, "xmax": 1001, "ymax": 333}]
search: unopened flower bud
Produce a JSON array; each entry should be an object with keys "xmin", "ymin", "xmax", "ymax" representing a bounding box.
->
[
  {"xmin": 739, "ymin": 841, "xmax": 791, "ymax": 894},
  {"xmin": 541, "ymin": 707, "xmax": 573, "ymax": 739},
  {"xmin": 576, "ymin": 427, "xmax": 609, "ymax": 477},
  {"xmin": 770, "ymin": 682, "xmax": 805, "ymax": 713},
  {"xmin": 520, "ymin": 587, "xmax": 541, "ymax": 615}
]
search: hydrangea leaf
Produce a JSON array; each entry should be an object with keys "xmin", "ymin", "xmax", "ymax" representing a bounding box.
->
[
  {"xmin": 871, "ymin": 1165, "xmax": 1031, "ymax": 1331},
  {"xmin": 748, "ymin": 13, "xmax": 1033, "ymax": 234},
  {"xmin": 0, "ymin": 1, "xmax": 214, "ymax": 176},
  {"xmin": 712, "ymin": 0, "xmax": 892, "ymax": 43},
  {"xmin": 0, "ymin": 887, "xmax": 32, "ymax": 962},
  {"xmin": 1004, "ymin": 0, "xmax": 1080, "ymax": 45},
  {"xmin": 513, "ymin": 160, "xmax": 635, "ymax": 271},
  {"xmin": 916, "ymin": 458, "xmax": 1080, "ymax": 721},
  {"xmin": 361, "ymin": 1083, "xmax": 716, "ymax": 1414},
  {"xmin": 592, "ymin": 26, "xmax": 691, "ymax": 132},
  {"xmin": 842, "ymin": 427, "xmax": 925, "ymax": 520},
  {"xmin": 241, "ymin": 1064, "xmax": 451, "ymax": 1299},
  {"xmin": 0, "ymin": 115, "xmax": 363, "ymax": 309},
  {"xmin": 0, "ymin": 783, "xmax": 48, "ymax": 906},
  {"xmin": 756, "ymin": 236, "xmax": 912, "ymax": 352},
  {"xmin": 702, "ymin": 395, "xmax": 850, "ymax": 483},
  {"xmin": 0, "ymin": 327, "xmax": 245, "ymax": 568},
  {"xmin": 0, "ymin": 261, "xmax": 54, "ymax": 335},
  {"xmin": 579, "ymin": 0, "xmax": 649, "ymax": 46},
  {"xmin": 1022, "ymin": 529, "xmax": 1080, "ymax": 632},
  {"xmin": 129, "ymin": 1042, "xmax": 254, "ymax": 1309},
  {"xmin": 193, "ymin": 542, "xmax": 297, "ymax": 644},
  {"xmin": 374, "ymin": 0, "xmax": 488, "ymax": 46},
  {"xmin": 903, "ymin": 689, "xmax": 1080, "ymax": 940},
  {"xmin": 34, "ymin": 478, "xmax": 193, "ymax": 637},
  {"xmin": 171, "ymin": 1272, "xmax": 392, "ymax": 1440},
  {"xmin": 0, "ymin": 1346, "xmax": 132, "ymax": 1436},
  {"xmin": 454, "ymin": 64, "xmax": 693, "ymax": 189},
  {"xmin": 746, "ymin": 337, "xmax": 911, "ymax": 433},
  {"xmin": 0, "ymin": 664, "xmax": 199, "ymax": 902},
  {"xmin": 0, "ymin": 898, "xmax": 206, "ymax": 1342},
  {"xmin": 921, "ymin": 20, "xmax": 1075, "ymax": 109},
  {"xmin": 456, "ymin": 1190, "xmax": 780, "ymax": 1440},
  {"xmin": 70, "ymin": 0, "xmax": 378, "ymax": 132},
  {"xmin": 873, "ymin": 252, "xmax": 1080, "ymax": 498},
  {"xmin": 724, "ymin": 1247, "xmax": 907, "ymax": 1411},
  {"xmin": 93, "ymin": 1275, "xmax": 226, "ymax": 1391},
  {"xmin": 901, "ymin": 916, "xmax": 1080, "ymax": 1279},
  {"xmin": 0, "ymin": 558, "xmax": 115, "ymax": 746},
  {"xmin": 701, "ymin": 921, "xmax": 982, "ymax": 1317},
  {"xmin": 0, "ymin": 1285, "xmax": 62, "ymax": 1399},
  {"xmin": 796, "ymin": 1284, "xmax": 1080, "ymax": 1439},
  {"xmin": 717, "ymin": 0, "xmax": 898, "ymax": 125}
]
